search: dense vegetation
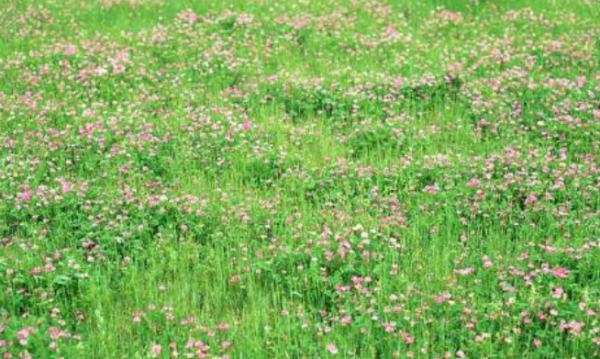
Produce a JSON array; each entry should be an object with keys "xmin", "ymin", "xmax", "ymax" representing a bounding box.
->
[{"xmin": 1, "ymin": 0, "xmax": 600, "ymax": 357}]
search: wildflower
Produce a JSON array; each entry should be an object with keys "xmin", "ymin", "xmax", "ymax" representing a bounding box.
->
[
  {"xmin": 552, "ymin": 268, "xmax": 570, "ymax": 279},
  {"xmin": 62, "ymin": 182, "xmax": 73, "ymax": 194},
  {"xmin": 466, "ymin": 178, "xmax": 482, "ymax": 187},
  {"xmin": 455, "ymin": 267, "xmax": 474, "ymax": 276},
  {"xmin": 64, "ymin": 45, "xmax": 77, "ymax": 56},
  {"xmin": 17, "ymin": 328, "xmax": 33, "ymax": 346},
  {"xmin": 17, "ymin": 190, "xmax": 33, "ymax": 202},
  {"xmin": 243, "ymin": 118, "xmax": 251, "ymax": 132},
  {"xmin": 151, "ymin": 344, "xmax": 162, "ymax": 357},
  {"xmin": 423, "ymin": 185, "xmax": 439, "ymax": 194},
  {"xmin": 94, "ymin": 67, "xmax": 108, "ymax": 76},
  {"xmin": 551, "ymin": 287, "xmax": 564, "ymax": 298},
  {"xmin": 327, "ymin": 344, "xmax": 338, "ymax": 355}
]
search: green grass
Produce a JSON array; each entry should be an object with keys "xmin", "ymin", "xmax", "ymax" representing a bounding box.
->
[{"xmin": 1, "ymin": 0, "xmax": 600, "ymax": 358}]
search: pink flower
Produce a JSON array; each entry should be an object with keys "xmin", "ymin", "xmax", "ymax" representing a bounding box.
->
[
  {"xmin": 132, "ymin": 312, "xmax": 144, "ymax": 323},
  {"xmin": 94, "ymin": 67, "xmax": 108, "ymax": 76},
  {"xmin": 505, "ymin": 147, "xmax": 517, "ymax": 158},
  {"xmin": 151, "ymin": 344, "xmax": 162, "ymax": 357},
  {"xmin": 401, "ymin": 331, "xmax": 415, "ymax": 344},
  {"xmin": 327, "ymin": 344, "xmax": 338, "ymax": 355},
  {"xmin": 178, "ymin": 9, "xmax": 198, "ymax": 24},
  {"xmin": 455, "ymin": 267, "xmax": 474, "ymax": 276},
  {"xmin": 17, "ymin": 190, "xmax": 32, "ymax": 202},
  {"xmin": 243, "ymin": 118, "xmax": 251, "ymax": 132},
  {"xmin": 567, "ymin": 321, "xmax": 585, "ymax": 336},
  {"xmin": 551, "ymin": 287, "xmax": 564, "ymax": 298},
  {"xmin": 466, "ymin": 178, "xmax": 482, "ymax": 187},
  {"xmin": 383, "ymin": 322, "xmax": 395, "ymax": 333},
  {"xmin": 525, "ymin": 194, "xmax": 538, "ymax": 206},
  {"xmin": 217, "ymin": 323, "xmax": 230, "ymax": 331},
  {"xmin": 64, "ymin": 45, "xmax": 77, "ymax": 56},
  {"xmin": 17, "ymin": 328, "xmax": 32, "ymax": 346},
  {"xmin": 423, "ymin": 185, "xmax": 439, "ymax": 194},
  {"xmin": 533, "ymin": 339, "xmax": 542, "ymax": 348},
  {"xmin": 552, "ymin": 267, "xmax": 570, "ymax": 279},
  {"xmin": 62, "ymin": 182, "xmax": 73, "ymax": 194}
]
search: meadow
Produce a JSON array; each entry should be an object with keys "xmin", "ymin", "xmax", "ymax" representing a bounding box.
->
[{"xmin": 1, "ymin": 0, "xmax": 600, "ymax": 357}]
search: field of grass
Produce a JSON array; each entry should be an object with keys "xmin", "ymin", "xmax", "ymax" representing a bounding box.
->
[{"xmin": 1, "ymin": 0, "xmax": 600, "ymax": 357}]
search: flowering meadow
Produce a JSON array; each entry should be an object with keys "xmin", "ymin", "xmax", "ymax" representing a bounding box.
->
[{"xmin": 1, "ymin": 0, "xmax": 600, "ymax": 358}]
